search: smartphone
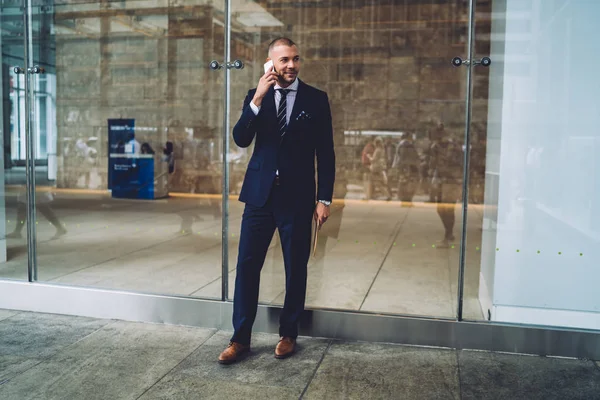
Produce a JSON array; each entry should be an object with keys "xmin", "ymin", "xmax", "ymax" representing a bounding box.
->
[{"xmin": 263, "ymin": 60, "xmax": 274, "ymax": 74}]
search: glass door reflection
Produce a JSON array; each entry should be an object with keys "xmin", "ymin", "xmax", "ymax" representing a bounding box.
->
[
  {"xmin": 226, "ymin": 1, "xmax": 473, "ymax": 318},
  {"xmin": 1, "ymin": 1, "xmax": 33, "ymax": 281},
  {"xmin": 26, "ymin": 0, "xmax": 226, "ymax": 299}
]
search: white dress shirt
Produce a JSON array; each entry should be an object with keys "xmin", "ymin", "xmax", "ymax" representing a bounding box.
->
[{"xmin": 249, "ymin": 78, "xmax": 299, "ymax": 122}]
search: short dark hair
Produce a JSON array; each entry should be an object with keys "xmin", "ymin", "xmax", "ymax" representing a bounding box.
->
[{"xmin": 268, "ymin": 37, "xmax": 297, "ymax": 54}]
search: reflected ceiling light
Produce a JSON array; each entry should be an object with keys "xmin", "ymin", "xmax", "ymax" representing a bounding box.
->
[{"xmin": 344, "ymin": 130, "xmax": 405, "ymax": 137}]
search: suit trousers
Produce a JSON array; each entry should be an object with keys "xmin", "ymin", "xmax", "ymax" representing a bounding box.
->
[{"xmin": 231, "ymin": 182, "xmax": 313, "ymax": 345}]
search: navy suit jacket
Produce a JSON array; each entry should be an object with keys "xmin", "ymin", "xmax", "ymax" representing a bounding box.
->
[{"xmin": 233, "ymin": 80, "xmax": 335, "ymax": 210}]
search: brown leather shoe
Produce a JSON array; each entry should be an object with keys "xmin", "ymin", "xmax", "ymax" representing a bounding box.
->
[
  {"xmin": 275, "ymin": 337, "xmax": 296, "ymax": 359},
  {"xmin": 218, "ymin": 342, "xmax": 250, "ymax": 365}
]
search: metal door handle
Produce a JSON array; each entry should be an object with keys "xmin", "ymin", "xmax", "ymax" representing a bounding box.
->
[
  {"xmin": 13, "ymin": 65, "xmax": 46, "ymax": 74},
  {"xmin": 209, "ymin": 60, "xmax": 245, "ymax": 70},
  {"xmin": 474, "ymin": 57, "xmax": 491, "ymax": 67},
  {"xmin": 29, "ymin": 65, "xmax": 46, "ymax": 74},
  {"xmin": 451, "ymin": 56, "xmax": 491, "ymax": 67}
]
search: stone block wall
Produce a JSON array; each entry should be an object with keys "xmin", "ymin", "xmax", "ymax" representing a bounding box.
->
[{"xmin": 54, "ymin": 0, "xmax": 492, "ymax": 197}]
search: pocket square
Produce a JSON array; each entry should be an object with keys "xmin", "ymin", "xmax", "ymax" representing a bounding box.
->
[{"xmin": 296, "ymin": 111, "xmax": 312, "ymax": 121}]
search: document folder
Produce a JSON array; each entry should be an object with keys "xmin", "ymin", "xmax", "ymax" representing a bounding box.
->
[{"xmin": 312, "ymin": 218, "xmax": 320, "ymax": 257}]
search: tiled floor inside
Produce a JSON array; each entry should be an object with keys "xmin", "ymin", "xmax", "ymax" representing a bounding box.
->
[
  {"xmin": 1, "ymin": 310, "xmax": 599, "ymax": 400},
  {"xmin": 1, "ymin": 189, "xmax": 486, "ymax": 319}
]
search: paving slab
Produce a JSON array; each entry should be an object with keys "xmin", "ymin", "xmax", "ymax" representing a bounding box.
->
[
  {"xmin": 303, "ymin": 341, "xmax": 460, "ymax": 400},
  {"xmin": 0, "ymin": 321, "xmax": 216, "ymax": 400},
  {"xmin": 0, "ymin": 309, "xmax": 19, "ymax": 322},
  {"xmin": 459, "ymin": 350, "xmax": 600, "ymax": 400},
  {"xmin": 140, "ymin": 330, "xmax": 330, "ymax": 399},
  {"xmin": 0, "ymin": 312, "xmax": 111, "ymax": 383},
  {"xmin": 0, "ymin": 312, "xmax": 110, "ymax": 359}
]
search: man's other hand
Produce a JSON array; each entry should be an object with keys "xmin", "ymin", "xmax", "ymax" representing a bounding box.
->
[{"xmin": 314, "ymin": 202, "xmax": 330, "ymax": 228}]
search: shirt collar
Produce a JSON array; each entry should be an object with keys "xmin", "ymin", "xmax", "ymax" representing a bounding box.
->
[{"xmin": 274, "ymin": 78, "xmax": 299, "ymax": 92}]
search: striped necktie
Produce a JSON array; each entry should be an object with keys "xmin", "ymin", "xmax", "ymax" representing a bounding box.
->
[{"xmin": 277, "ymin": 89, "xmax": 291, "ymax": 137}]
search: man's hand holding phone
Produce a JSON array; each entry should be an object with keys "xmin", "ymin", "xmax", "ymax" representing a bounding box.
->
[{"xmin": 252, "ymin": 61, "xmax": 278, "ymax": 107}]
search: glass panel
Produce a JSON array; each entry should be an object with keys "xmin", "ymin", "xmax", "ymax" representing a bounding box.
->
[
  {"xmin": 461, "ymin": 0, "xmax": 493, "ymax": 321},
  {"xmin": 469, "ymin": 0, "xmax": 600, "ymax": 330},
  {"xmin": 1, "ymin": 2, "xmax": 29, "ymax": 280},
  {"xmin": 30, "ymin": 0, "xmax": 224, "ymax": 298},
  {"xmin": 227, "ymin": 1, "xmax": 470, "ymax": 318}
]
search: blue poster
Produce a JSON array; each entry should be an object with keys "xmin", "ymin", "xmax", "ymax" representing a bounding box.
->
[
  {"xmin": 108, "ymin": 118, "xmax": 156, "ymax": 200},
  {"xmin": 111, "ymin": 157, "xmax": 155, "ymax": 200},
  {"xmin": 108, "ymin": 119, "xmax": 135, "ymax": 189}
]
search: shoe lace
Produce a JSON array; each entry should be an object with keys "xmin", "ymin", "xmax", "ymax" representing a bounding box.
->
[{"xmin": 228, "ymin": 341, "xmax": 245, "ymax": 350}]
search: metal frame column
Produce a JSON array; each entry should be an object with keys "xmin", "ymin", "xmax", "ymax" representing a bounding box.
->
[
  {"xmin": 23, "ymin": 0, "xmax": 38, "ymax": 281},
  {"xmin": 456, "ymin": 0, "xmax": 477, "ymax": 320},
  {"xmin": 221, "ymin": 0, "xmax": 232, "ymax": 301}
]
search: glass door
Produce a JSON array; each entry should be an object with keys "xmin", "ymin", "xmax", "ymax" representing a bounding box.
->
[
  {"xmin": 5, "ymin": 0, "xmax": 547, "ymax": 329},
  {"xmin": 465, "ymin": 0, "xmax": 600, "ymax": 331},
  {"xmin": 224, "ymin": 0, "xmax": 474, "ymax": 319},
  {"xmin": 0, "ymin": 0, "xmax": 36, "ymax": 280},
  {"xmin": 1, "ymin": 0, "xmax": 30, "ymax": 281},
  {"xmin": 9, "ymin": 0, "xmax": 228, "ymax": 299}
]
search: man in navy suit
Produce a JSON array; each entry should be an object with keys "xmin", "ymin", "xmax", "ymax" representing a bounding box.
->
[{"xmin": 219, "ymin": 37, "xmax": 335, "ymax": 364}]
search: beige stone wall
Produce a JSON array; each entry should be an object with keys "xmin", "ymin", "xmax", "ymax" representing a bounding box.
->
[{"xmin": 54, "ymin": 0, "xmax": 491, "ymax": 197}]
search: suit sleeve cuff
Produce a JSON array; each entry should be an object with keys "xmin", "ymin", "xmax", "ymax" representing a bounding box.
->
[{"xmin": 250, "ymin": 101, "xmax": 260, "ymax": 115}]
